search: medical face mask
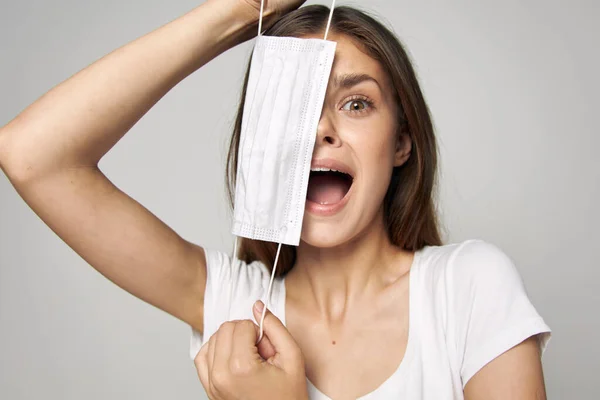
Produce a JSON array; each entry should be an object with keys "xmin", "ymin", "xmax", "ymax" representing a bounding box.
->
[{"xmin": 231, "ymin": 0, "xmax": 337, "ymax": 342}]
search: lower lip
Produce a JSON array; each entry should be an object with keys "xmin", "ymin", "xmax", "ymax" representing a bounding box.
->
[{"xmin": 305, "ymin": 183, "xmax": 354, "ymax": 216}]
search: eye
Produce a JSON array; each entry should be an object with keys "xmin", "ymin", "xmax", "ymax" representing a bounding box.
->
[{"xmin": 341, "ymin": 96, "xmax": 374, "ymax": 113}]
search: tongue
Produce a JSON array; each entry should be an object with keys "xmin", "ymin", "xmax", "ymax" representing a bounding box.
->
[{"xmin": 307, "ymin": 174, "xmax": 350, "ymax": 205}]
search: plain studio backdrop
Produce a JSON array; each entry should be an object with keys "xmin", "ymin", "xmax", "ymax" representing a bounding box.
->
[{"xmin": 0, "ymin": 0, "xmax": 597, "ymax": 398}]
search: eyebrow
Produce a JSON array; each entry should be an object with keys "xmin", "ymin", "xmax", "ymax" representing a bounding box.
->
[{"xmin": 332, "ymin": 73, "xmax": 381, "ymax": 90}]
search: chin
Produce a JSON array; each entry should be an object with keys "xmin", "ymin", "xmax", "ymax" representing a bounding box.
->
[{"xmin": 299, "ymin": 217, "xmax": 355, "ymax": 249}]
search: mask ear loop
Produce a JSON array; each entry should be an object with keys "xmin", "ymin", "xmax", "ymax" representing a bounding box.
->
[
  {"xmin": 232, "ymin": 236, "xmax": 238, "ymax": 262},
  {"xmin": 254, "ymin": 0, "xmax": 275, "ymax": 345},
  {"xmin": 258, "ymin": 0, "xmax": 336, "ymax": 38},
  {"xmin": 258, "ymin": 0, "xmax": 265, "ymax": 36},
  {"xmin": 256, "ymin": 241, "xmax": 282, "ymax": 344},
  {"xmin": 323, "ymin": 0, "xmax": 336, "ymax": 40}
]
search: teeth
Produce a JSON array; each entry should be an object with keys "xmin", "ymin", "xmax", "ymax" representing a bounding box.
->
[
  {"xmin": 311, "ymin": 167, "xmax": 342, "ymax": 173},
  {"xmin": 310, "ymin": 167, "xmax": 353, "ymax": 179}
]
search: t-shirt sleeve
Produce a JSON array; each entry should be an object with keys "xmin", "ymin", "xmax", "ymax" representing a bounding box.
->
[
  {"xmin": 447, "ymin": 240, "xmax": 552, "ymax": 388},
  {"xmin": 189, "ymin": 248, "xmax": 270, "ymax": 361}
]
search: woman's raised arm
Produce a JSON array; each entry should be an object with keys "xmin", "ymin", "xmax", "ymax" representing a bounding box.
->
[{"xmin": 0, "ymin": 0, "xmax": 276, "ymax": 333}]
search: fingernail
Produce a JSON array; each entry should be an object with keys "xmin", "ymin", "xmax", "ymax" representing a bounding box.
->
[{"xmin": 254, "ymin": 300, "xmax": 264, "ymax": 313}]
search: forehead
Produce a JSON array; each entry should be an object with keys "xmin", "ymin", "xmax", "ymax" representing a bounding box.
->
[{"xmin": 301, "ymin": 32, "xmax": 388, "ymax": 86}]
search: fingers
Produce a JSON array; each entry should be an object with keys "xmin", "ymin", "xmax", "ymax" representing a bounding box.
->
[
  {"xmin": 197, "ymin": 323, "xmax": 235, "ymax": 399},
  {"xmin": 255, "ymin": 323, "xmax": 277, "ymax": 361},
  {"xmin": 195, "ymin": 341, "xmax": 211, "ymax": 396},
  {"xmin": 196, "ymin": 320, "xmax": 262, "ymax": 398},
  {"xmin": 194, "ymin": 316, "xmax": 307, "ymax": 400},
  {"xmin": 195, "ymin": 311, "xmax": 303, "ymax": 399},
  {"xmin": 213, "ymin": 321, "xmax": 235, "ymax": 373},
  {"xmin": 252, "ymin": 300, "xmax": 303, "ymax": 368},
  {"xmin": 207, "ymin": 330, "xmax": 217, "ymax": 373},
  {"xmin": 230, "ymin": 320, "xmax": 262, "ymax": 373}
]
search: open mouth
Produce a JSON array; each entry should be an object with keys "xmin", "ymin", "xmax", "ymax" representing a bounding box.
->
[{"xmin": 307, "ymin": 168, "xmax": 354, "ymax": 205}]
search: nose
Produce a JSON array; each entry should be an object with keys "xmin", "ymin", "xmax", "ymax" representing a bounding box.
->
[{"xmin": 315, "ymin": 109, "xmax": 341, "ymax": 147}]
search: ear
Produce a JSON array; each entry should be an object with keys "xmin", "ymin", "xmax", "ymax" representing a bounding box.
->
[{"xmin": 394, "ymin": 124, "xmax": 412, "ymax": 167}]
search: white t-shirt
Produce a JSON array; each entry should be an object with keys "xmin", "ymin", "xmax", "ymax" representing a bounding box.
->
[{"xmin": 189, "ymin": 239, "xmax": 551, "ymax": 399}]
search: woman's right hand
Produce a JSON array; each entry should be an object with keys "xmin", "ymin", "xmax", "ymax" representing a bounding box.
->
[{"xmin": 195, "ymin": 302, "xmax": 308, "ymax": 400}]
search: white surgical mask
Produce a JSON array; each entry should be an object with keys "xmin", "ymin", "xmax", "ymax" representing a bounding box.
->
[{"xmin": 231, "ymin": 0, "xmax": 337, "ymax": 342}]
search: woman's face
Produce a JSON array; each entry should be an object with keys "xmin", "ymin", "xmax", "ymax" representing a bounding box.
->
[{"xmin": 301, "ymin": 32, "xmax": 411, "ymax": 248}]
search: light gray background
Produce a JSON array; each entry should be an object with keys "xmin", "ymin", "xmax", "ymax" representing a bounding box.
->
[{"xmin": 0, "ymin": 0, "xmax": 597, "ymax": 398}]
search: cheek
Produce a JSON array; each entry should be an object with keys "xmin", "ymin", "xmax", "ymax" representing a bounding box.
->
[
  {"xmin": 347, "ymin": 131, "xmax": 396, "ymax": 211},
  {"xmin": 358, "ymin": 127, "xmax": 397, "ymax": 172},
  {"xmin": 342, "ymin": 113, "xmax": 398, "ymax": 195}
]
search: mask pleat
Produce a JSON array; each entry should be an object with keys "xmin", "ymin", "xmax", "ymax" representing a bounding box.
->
[
  {"xmin": 236, "ymin": 42, "xmax": 279, "ymax": 234},
  {"xmin": 245, "ymin": 50, "xmax": 285, "ymax": 234}
]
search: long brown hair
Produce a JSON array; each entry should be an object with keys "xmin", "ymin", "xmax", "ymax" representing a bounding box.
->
[{"xmin": 225, "ymin": 5, "xmax": 442, "ymax": 276}]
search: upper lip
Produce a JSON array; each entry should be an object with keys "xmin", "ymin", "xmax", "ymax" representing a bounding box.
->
[{"xmin": 310, "ymin": 158, "xmax": 355, "ymax": 178}]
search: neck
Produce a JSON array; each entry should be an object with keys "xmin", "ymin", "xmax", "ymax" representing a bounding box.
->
[{"xmin": 287, "ymin": 210, "xmax": 413, "ymax": 321}]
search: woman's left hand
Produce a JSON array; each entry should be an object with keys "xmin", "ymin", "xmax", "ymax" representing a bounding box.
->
[{"xmin": 195, "ymin": 300, "xmax": 309, "ymax": 400}]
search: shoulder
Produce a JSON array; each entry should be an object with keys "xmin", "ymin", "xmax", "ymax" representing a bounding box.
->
[
  {"xmin": 202, "ymin": 248, "xmax": 274, "ymax": 322},
  {"xmin": 203, "ymin": 247, "xmax": 272, "ymax": 287},
  {"xmin": 449, "ymin": 239, "xmax": 517, "ymax": 274},
  {"xmin": 418, "ymin": 241, "xmax": 551, "ymax": 387},
  {"xmin": 417, "ymin": 239, "xmax": 522, "ymax": 291},
  {"xmin": 419, "ymin": 239, "xmax": 513, "ymax": 269}
]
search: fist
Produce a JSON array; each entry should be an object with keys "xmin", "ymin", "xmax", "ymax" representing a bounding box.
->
[{"xmin": 195, "ymin": 300, "xmax": 308, "ymax": 400}]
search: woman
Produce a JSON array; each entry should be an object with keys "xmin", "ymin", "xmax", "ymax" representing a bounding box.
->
[{"xmin": 0, "ymin": 0, "xmax": 551, "ymax": 398}]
